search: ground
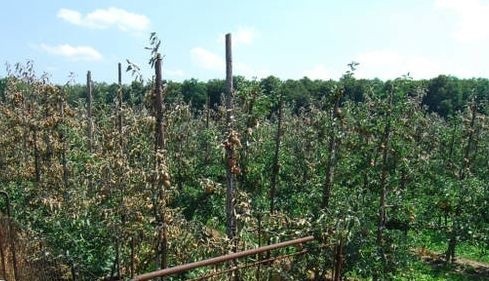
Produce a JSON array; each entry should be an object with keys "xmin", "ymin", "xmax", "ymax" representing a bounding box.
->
[{"xmin": 417, "ymin": 248, "xmax": 489, "ymax": 281}]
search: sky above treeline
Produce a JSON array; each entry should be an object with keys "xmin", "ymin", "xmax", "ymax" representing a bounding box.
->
[{"xmin": 1, "ymin": 0, "xmax": 489, "ymax": 84}]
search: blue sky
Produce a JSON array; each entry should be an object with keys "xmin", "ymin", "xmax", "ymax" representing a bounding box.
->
[{"xmin": 1, "ymin": 0, "xmax": 489, "ymax": 84}]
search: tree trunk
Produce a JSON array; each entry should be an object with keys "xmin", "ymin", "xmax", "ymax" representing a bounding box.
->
[
  {"xmin": 446, "ymin": 102, "xmax": 477, "ymax": 263},
  {"xmin": 374, "ymin": 91, "xmax": 393, "ymax": 281},
  {"xmin": 204, "ymin": 95, "xmax": 211, "ymax": 165},
  {"xmin": 269, "ymin": 98, "xmax": 282, "ymax": 215},
  {"xmin": 333, "ymin": 237, "xmax": 344, "ymax": 281},
  {"xmin": 322, "ymin": 95, "xmax": 341, "ymax": 210},
  {"xmin": 33, "ymin": 128, "xmax": 41, "ymax": 182},
  {"xmin": 86, "ymin": 71, "xmax": 93, "ymax": 153}
]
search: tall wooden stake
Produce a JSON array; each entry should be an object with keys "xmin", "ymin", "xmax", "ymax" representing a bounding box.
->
[
  {"xmin": 115, "ymin": 63, "xmax": 123, "ymax": 279},
  {"xmin": 225, "ymin": 33, "xmax": 237, "ymax": 244},
  {"xmin": 60, "ymin": 90, "xmax": 69, "ymax": 190},
  {"xmin": 154, "ymin": 53, "xmax": 168, "ymax": 273},
  {"xmin": 118, "ymin": 63, "xmax": 123, "ymax": 148}
]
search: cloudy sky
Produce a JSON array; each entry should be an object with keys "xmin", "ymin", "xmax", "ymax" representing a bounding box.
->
[{"xmin": 1, "ymin": 0, "xmax": 489, "ymax": 84}]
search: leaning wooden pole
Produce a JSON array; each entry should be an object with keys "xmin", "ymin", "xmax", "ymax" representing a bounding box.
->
[{"xmin": 224, "ymin": 33, "xmax": 237, "ymax": 245}]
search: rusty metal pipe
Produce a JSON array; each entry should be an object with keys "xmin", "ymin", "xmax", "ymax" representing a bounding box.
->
[
  {"xmin": 187, "ymin": 249, "xmax": 308, "ymax": 281},
  {"xmin": 132, "ymin": 235, "xmax": 314, "ymax": 281}
]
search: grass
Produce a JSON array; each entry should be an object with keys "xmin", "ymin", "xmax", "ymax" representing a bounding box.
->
[
  {"xmin": 346, "ymin": 259, "xmax": 488, "ymax": 281},
  {"xmin": 389, "ymin": 229, "xmax": 489, "ymax": 281},
  {"xmin": 394, "ymin": 259, "xmax": 489, "ymax": 281},
  {"xmin": 346, "ymin": 229, "xmax": 489, "ymax": 280},
  {"xmin": 414, "ymin": 230, "xmax": 489, "ymax": 264}
]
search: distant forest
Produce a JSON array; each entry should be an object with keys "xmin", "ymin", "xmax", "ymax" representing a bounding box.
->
[{"xmin": 2, "ymin": 74, "xmax": 487, "ymax": 118}]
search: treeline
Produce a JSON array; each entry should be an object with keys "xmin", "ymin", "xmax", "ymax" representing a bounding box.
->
[{"xmin": 2, "ymin": 74, "xmax": 487, "ymax": 118}]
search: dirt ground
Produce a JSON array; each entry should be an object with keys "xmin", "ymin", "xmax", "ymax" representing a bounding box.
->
[{"xmin": 417, "ymin": 248, "xmax": 489, "ymax": 280}]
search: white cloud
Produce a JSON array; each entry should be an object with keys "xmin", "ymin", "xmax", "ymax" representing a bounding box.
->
[
  {"xmin": 190, "ymin": 47, "xmax": 224, "ymax": 71},
  {"xmin": 217, "ymin": 27, "xmax": 258, "ymax": 47},
  {"xmin": 234, "ymin": 27, "xmax": 257, "ymax": 46},
  {"xmin": 304, "ymin": 65, "xmax": 334, "ymax": 80},
  {"xmin": 57, "ymin": 7, "xmax": 150, "ymax": 32},
  {"xmin": 355, "ymin": 50, "xmax": 442, "ymax": 79},
  {"xmin": 57, "ymin": 9, "xmax": 82, "ymax": 25},
  {"xmin": 40, "ymin": 44, "xmax": 103, "ymax": 61},
  {"xmin": 434, "ymin": 0, "xmax": 489, "ymax": 42}
]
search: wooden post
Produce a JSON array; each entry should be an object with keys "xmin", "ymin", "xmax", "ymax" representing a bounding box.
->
[
  {"xmin": 86, "ymin": 71, "xmax": 93, "ymax": 153},
  {"xmin": 224, "ymin": 33, "xmax": 237, "ymax": 243},
  {"xmin": 154, "ymin": 53, "xmax": 168, "ymax": 272},
  {"xmin": 223, "ymin": 33, "xmax": 239, "ymax": 281},
  {"xmin": 115, "ymin": 63, "xmax": 123, "ymax": 279},
  {"xmin": 225, "ymin": 33, "xmax": 233, "ymax": 128},
  {"xmin": 60, "ymin": 89, "xmax": 69, "ymax": 192},
  {"xmin": 155, "ymin": 54, "xmax": 165, "ymax": 150},
  {"xmin": 118, "ymin": 63, "xmax": 123, "ymax": 147}
]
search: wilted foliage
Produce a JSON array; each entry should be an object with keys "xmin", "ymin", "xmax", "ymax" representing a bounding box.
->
[{"xmin": 0, "ymin": 58, "xmax": 488, "ymax": 281}]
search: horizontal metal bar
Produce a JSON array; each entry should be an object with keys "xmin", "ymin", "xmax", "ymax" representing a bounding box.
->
[{"xmin": 132, "ymin": 235, "xmax": 314, "ymax": 281}]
